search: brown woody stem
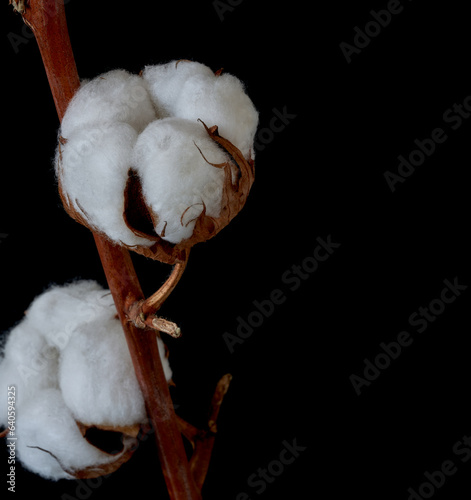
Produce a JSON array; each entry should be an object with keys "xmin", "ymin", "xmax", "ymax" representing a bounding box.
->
[{"xmin": 19, "ymin": 1, "xmax": 200, "ymax": 499}]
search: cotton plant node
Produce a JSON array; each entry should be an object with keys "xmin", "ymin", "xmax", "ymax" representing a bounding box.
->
[
  {"xmin": 127, "ymin": 299, "xmax": 182, "ymax": 338},
  {"xmin": 6, "ymin": 1, "xmax": 254, "ymax": 498}
]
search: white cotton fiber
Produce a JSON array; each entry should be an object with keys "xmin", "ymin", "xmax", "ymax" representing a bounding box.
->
[
  {"xmin": 0, "ymin": 322, "xmax": 60, "ymax": 429},
  {"xmin": 57, "ymin": 122, "xmax": 154, "ymax": 248},
  {"xmin": 0, "ymin": 280, "xmax": 172, "ymax": 480},
  {"xmin": 142, "ymin": 60, "xmax": 215, "ymax": 118},
  {"xmin": 132, "ymin": 117, "xmax": 231, "ymax": 244},
  {"xmin": 24, "ymin": 280, "xmax": 108, "ymax": 340},
  {"xmin": 60, "ymin": 69, "xmax": 157, "ymax": 137},
  {"xmin": 143, "ymin": 60, "xmax": 258, "ymax": 158},
  {"xmin": 59, "ymin": 321, "xmax": 170, "ymax": 427},
  {"xmin": 175, "ymin": 72, "xmax": 259, "ymax": 158},
  {"xmin": 16, "ymin": 389, "xmax": 135, "ymax": 480}
]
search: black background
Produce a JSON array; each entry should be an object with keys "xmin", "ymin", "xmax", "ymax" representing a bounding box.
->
[{"xmin": 1, "ymin": 1, "xmax": 470, "ymax": 499}]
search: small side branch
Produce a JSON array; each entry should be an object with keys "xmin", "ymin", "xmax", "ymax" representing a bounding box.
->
[
  {"xmin": 188, "ymin": 374, "xmax": 233, "ymax": 490},
  {"xmin": 127, "ymin": 253, "xmax": 189, "ymax": 336},
  {"xmin": 127, "ymin": 299, "xmax": 182, "ymax": 338},
  {"xmin": 142, "ymin": 253, "xmax": 190, "ymax": 314},
  {"xmin": 174, "ymin": 374, "xmax": 232, "ymax": 490}
]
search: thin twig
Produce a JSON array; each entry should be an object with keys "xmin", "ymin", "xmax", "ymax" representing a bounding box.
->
[
  {"xmin": 190, "ymin": 374, "xmax": 233, "ymax": 490},
  {"xmin": 142, "ymin": 253, "xmax": 190, "ymax": 314},
  {"xmin": 127, "ymin": 253, "xmax": 189, "ymax": 336}
]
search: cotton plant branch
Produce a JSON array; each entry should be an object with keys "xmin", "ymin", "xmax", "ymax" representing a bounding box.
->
[
  {"xmin": 10, "ymin": 1, "xmax": 233, "ymax": 498},
  {"xmin": 127, "ymin": 252, "xmax": 190, "ymax": 337},
  {"xmin": 189, "ymin": 373, "xmax": 233, "ymax": 491}
]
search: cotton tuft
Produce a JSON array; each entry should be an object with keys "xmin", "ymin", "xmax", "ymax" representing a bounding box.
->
[
  {"xmin": 60, "ymin": 69, "xmax": 157, "ymax": 136},
  {"xmin": 133, "ymin": 118, "xmax": 232, "ymax": 244},
  {"xmin": 0, "ymin": 280, "xmax": 172, "ymax": 480},
  {"xmin": 56, "ymin": 60, "xmax": 258, "ymax": 247},
  {"xmin": 142, "ymin": 60, "xmax": 215, "ymax": 118},
  {"xmin": 143, "ymin": 60, "xmax": 258, "ymax": 158},
  {"xmin": 57, "ymin": 122, "xmax": 154, "ymax": 247}
]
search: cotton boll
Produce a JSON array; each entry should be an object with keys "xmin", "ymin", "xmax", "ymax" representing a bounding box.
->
[
  {"xmin": 0, "ymin": 280, "xmax": 173, "ymax": 480},
  {"xmin": 175, "ymin": 72, "xmax": 259, "ymax": 158},
  {"xmin": 55, "ymin": 62, "xmax": 256, "ymax": 257},
  {"xmin": 132, "ymin": 117, "xmax": 231, "ymax": 244},
  {"xmin": 16, "ymin": 389, "xmax": 134, "ymax": 480},
  {"xmin": 60, "ymin": 69, "xmax": 157, "ymax": 136},
  {"xmin": 142, "ymin": 60, "xmax": 215, "ymax": 118},
  {"xmin": 57, "ymin": 122, "xmax": 155, "ymax": 248},
  {"xmin": 14, "ymin": 279, "xmax": 171, "ymax": 428}
]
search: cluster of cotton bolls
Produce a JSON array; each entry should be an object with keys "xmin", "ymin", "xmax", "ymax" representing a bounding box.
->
[
  {"xmin": 56, "ymin": 60, "xmax": 258, "ymax": 247},
  {"xmin": 0, "ymin": 280, "xmax": 172, "ymax": 480}
]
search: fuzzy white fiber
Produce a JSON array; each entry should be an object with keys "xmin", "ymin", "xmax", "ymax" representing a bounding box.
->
[
  {"xmin": 58, "ymin": 122, "xmax": 153, "ymax": 247},
  {"xmin": 0, "ymin": 280, "xmax": 172, "ymax": 480},
  {"xmin": 142, "ymin": 60, "xmax": 258, "ymax": 161},
  {"xmin": 57, "ymin": 60, "xmax": 258, "ymax": 246},
  {"xmin": 142, "ymin": 61, "xmax": 215, "ymax": 118},
  {"xmin": 60, "ymin": 69, "xmax": 157, "ymax": 136},
  {"xmin": 133, "ymin": 117, "xmax": 232, "ymax": 244}
]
